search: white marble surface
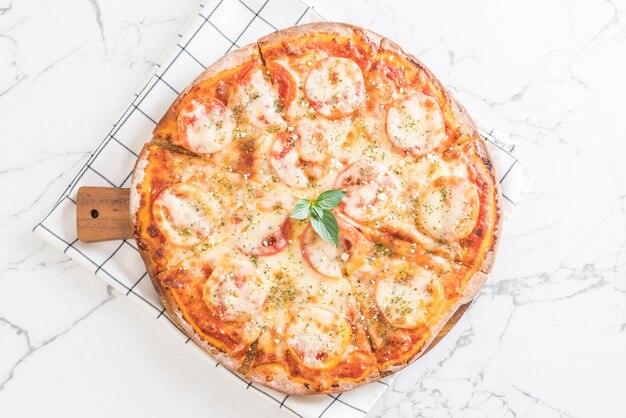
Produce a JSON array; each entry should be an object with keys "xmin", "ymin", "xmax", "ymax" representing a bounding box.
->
[{"xmin": 1, "ymin": 0, "xmax": 625, "ymax": 417}]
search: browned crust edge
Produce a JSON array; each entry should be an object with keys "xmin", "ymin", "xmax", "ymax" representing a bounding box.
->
[
  {"xmin": 472, "ymin": 136, "xmax": 504, "ymax": 274},
  {"xmin": 380, "ymin": 270, "xmax": 488, "ymax": 375},
  {"xmin": 378, "ymin": 37, "xmax": 478, "ymax": 141},
  {"xmin": 245, "ymin": 366, "xmax": 381, "ymax": 395},
  {"xmin": 152, "ymin": 43, "xmax": 259, "ymax": 137},
  {"xmin": 257, "ymin": 21, "xmax": 385, "ymax": 51},
  {"xmin": 148, "ymin": 271, "xmax": 243, "ymax": 372},
  {"xmin": 131, "ymin": 21, "xmax": 502, "ymax": 394}
]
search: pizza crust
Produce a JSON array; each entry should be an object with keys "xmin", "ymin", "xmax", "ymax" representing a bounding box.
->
[
  {"xmin": 153, "ymin": 43, "xmax": 259, "ymax": 143},
  {"xmin": 257, "ymin": 21, "xmax": 385, "ymax": 52},
  {"xmin": 472, "ymin": 136, "xmax": 504, "ymax": 274},
  {"xmin": 245, "ymin": 366, "xmax": 381, "ymax": 395},
  {"xmin": 380, "ymin": 269, "xmax": 488, "ymax": 375},
  {"xmin": 147, "ymin": 269, "xmax": 243, "ymax": 372},
  {"xmin": 130, "ymin": 22, "xmax": 502, "ymax": 394},
  {"xmin": 378, "ymin": 37, "xmax": 478, "ymax": 142}
]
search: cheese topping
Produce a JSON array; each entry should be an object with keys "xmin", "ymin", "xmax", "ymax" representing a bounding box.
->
[
  {"xmin": 334, "ymin": 160, "xmax": 400, "ymax": 221},
  {"xmin": 386, "ymin": 93, "xmax": 446, "ymax": 155},
  {"xmin": 178, "ymin": 97, "xmax": 235, "ymax": 154},
  {"xmin": 268, "ymin": 60, "xmax": 297, "ymax": 114},
  {"xmin": 269, "ymin": 132, "xmax": 317, "ymax": 189},
  {"xmin": 300, "ymin": 221, "xmax": 353, "ymax": 278},
  {"xmin": 267, "ymin": 59, "xmax": 355, "ymax": 189},
  {"xmin": 418, "ymin": 175, "xmax": 480, "ymax": 241},
  {"xmin": 153, "ymin": 183, "xmax": 219, "ymax": 246},
  {"xmin": 228, "ymin": 193, "xmax": 292, "ymax": 256},
  {"xmin": 234, "ymin": 68, "xmax": 285, "ymax": 127},
  {"xmin": 375, "ymin": 261, "xmax": 443, "ymax": 329},
  {"xmin": 203, "ymin": 255, "xmax": 268, "ymax": 322},
  {"xmin": 286, "ymin": 305, "xmax": 351, "ymax": 370},
  {"xmin": 304, "ymin": 57, "xmax": 365, "ymax": 119}
]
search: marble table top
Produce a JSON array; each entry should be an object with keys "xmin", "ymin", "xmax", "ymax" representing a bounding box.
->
[{"xmin": 1, "ymin": 0, "xmax": 625, "ymax": 417}]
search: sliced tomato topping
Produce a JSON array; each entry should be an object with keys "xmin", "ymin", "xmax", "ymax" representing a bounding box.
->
[
  {"xmin": 268, "ymin": 61, "xmax": 297, "ymax": 113},
  {"xmin": 334, "ymin": 160, "xmax": 400, "ymax": 221}
]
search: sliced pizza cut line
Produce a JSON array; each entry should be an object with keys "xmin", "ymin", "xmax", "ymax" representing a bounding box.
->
[
  {"xmin": 153, "ymin": 249, "xmax": 268, "ymax": 371},
  {"xmin": 334, "ymin": 138, "xmax": 501, "ymax": 274},
  {"xmin": 363, "ymin": 38, "xmax": 481, "ymax": 157},
  {"xmin": 338, "ymin": 229, "xmax": 486, "ymax": 373}
]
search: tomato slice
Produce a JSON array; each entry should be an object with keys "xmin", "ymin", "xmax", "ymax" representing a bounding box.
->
[
  {"xmin": 334, "ymin": 160, "xmax": 400, "ymax": 221},
  {"xmin": 177, "ymin": 97, "xmax": 235, "ymax": 154},
  {"xmin": 228, "ymin": 195, "xmax": 292, "ymax": 256},
  {"xmin": 268, "ymin": 61, "xmax": 297, "ymax": 113},
  {"xmin": 300, "ymin": 217, "xmax": 361, "ymax": 278},
  {"xmin": 203, "ymin": 255, "xmax": 267, "ymax": 322}
]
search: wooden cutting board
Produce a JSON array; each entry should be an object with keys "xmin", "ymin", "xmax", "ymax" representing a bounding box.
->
[{"xmin": 75, "ymin": 186, "xmax": 470, "ymax": 354}]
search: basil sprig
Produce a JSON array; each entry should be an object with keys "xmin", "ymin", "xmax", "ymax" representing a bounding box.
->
[{"xmin": 290, "ymin": 190, "xmax": 347, "ymax": 247}]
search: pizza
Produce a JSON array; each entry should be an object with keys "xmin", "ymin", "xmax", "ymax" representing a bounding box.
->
[{"xmin": 130, "ymin": 22, "xmax": 502, "ymax": 394}]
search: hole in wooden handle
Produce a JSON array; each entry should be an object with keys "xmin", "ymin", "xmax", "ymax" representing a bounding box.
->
[{"xmin": 76, "ymin": 187, "xmax": 133, "ymax": 242}]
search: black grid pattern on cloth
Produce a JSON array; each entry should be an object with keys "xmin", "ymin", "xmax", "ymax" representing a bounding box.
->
[{"xmin": 33, "ymin": 1, "xmax": 530, "ymax": 417}]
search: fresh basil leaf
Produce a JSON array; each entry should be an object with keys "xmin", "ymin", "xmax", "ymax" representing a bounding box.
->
[
  {"xmin": 310, "ymin": 208, "xmax": 339, "ymax": 247},
  {"xmin": 315, "ymin": 189, "xmax": 347, "ymax": 209},
  {"xmin": 311, "ymin": 204, "xmax": 324, "ymax": 220},
  {"xmin": 290, "ymin": 199, "xmax": 311, "ymax": 220}
]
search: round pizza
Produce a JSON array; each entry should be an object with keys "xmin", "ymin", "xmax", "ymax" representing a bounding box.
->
[{"xmin": 130, "ymin": 22, "xmax": 502, "ymax": 394}]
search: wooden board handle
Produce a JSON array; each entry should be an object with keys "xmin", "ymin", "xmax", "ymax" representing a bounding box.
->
[{"xmin": 76, "ymin": 187, "xmax": 133, "ymax": 242}]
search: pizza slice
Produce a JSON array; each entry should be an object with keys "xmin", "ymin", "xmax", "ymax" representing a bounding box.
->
[
  {"xmin": 152, "ymin": 44, "xmax": 286, "ymax": 175},
  {"xmin": 243, "ymin": 216, "xmax": 378, "ymax": 393},
  {"xmin": 359, "ymin": 37, "xmax": 478, "ymax": 158},
  {"xmin": 255, "ymin": 23, "xmax": 381, "ymax": 196},
  {"xmin": 150, "ymin": 185, "xmax": 297, "ymax": 369},
  {"xmin": 154, "ymin": 249, "xmax": 266, "ymax": 370},
  {"xmin": 131, "ymin": 142, "xmax": 285, "ymax": 276},
  {"xmin": 334, "ymin": 137, "xmax": 502, "ymax": 273},
  {"xmin": 336, "ymin": 221, "xmax": 485, "ymax": 373}
]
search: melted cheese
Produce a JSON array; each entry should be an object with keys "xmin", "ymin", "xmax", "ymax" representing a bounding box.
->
[
  {"xmin": 232, "ymin": 220, "xmax": 361, "ymax": 369},
  {"xmin": 235, "ymin": 68, "xmax": 285, "ymax": 127},
  {"xmin": 304, "ymin": 57, "xmax": 365, "ymax": 119},
  {"xmin": 374, "ymin": 261, "xmax": 443, "ymax": 329},
  {"xmin": 295, "ymin": 116, "xmax": 352, "ymax": 160},
  {"xmin": 266, "ymin": 60, "xmax": 354, "ymax": 190},
  {"xmin": 386, "ymin": 93, "xmax": 446, "ymax": 154},
  {"xmin": 300, "ymin": 223, "xmax": 345, "ymax": 278},
  {"xmin": 178, "ymin": 98, "xmax": 235, "ymax": 154},
  {"xmin": 153, "ymin": 183, "xmax": 218, "ymax": 246},
  {"xmin": 269, "ymin": 134, "xmax": 310, "ymax": 189},
  {"xmin": 203, "ymin": 255, "xmax": 268, "ymax": 322},
  {"xmin": 418, "ymin": 175, "xmax": 479, "ymax": 241},
  {"xmin": 227, "ymin": 192, "xmax": 293, "ymax": 256},
  {"xmin": 286, "ymin": 305, "xmax": 351, "ymax": 370},
  {"xmin": 334, "ymin": 160, "xmax": 401, "ymax": 221}
]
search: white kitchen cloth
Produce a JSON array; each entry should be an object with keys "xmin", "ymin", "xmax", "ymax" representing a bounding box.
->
[{"xmin": 34, "ymin": 0, "xmax": 532, "ymax": 417}]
